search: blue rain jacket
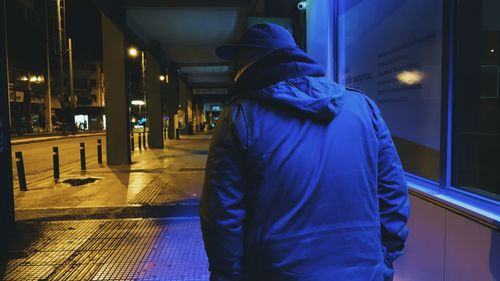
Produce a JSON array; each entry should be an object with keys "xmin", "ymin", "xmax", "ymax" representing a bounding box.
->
[{"xmin": 200, "ymin": 47, "xmax": 409, "ymax": 281}]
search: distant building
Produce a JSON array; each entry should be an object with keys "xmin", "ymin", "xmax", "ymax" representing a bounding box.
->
[{"xmin": 70, "ymin": 60, "xmax": 105, "ymax": 131}]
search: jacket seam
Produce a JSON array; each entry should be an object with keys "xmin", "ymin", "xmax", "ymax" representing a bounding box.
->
[{"xmin": 237, "ymin": 101, "xmax": 250, "ymax": 151}]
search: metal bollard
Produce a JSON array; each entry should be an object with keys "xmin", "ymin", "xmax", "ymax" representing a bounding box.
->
[
  {"xmin": 143, "ymin": 131, "xmax": 147, "ymax": 149},
  {"xmin": 130, "ymin": 133, "xmax": 135, "ymax": 151},
  {"xmin": 53, "ymin": 147, "xmax": 60, "ymax": 183},
  {"xmin": 80, "ymin": 142, "xmax": 86, "ymax": 170},
  {"xmin": 15, "ymin": 151, "xmax": 27, "ymax": 191},
  {"xmin": 138, "ymin": 132, "xmax": 142, "ymax": 150},
  {"xmin": 97, "ymin": 139, "xmax": 103, "ymax": 164}
]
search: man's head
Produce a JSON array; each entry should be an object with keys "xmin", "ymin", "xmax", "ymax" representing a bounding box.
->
[{"xmin": 216, "ymin": 23, "xmax": 298, "ymax": 81}]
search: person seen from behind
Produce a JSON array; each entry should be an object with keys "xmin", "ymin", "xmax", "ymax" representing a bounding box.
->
[{"xmin": 200, "ymin": 23, "xmax": 410, "ymax": 281}]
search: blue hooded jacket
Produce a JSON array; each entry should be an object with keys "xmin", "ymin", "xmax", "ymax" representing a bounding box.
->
[{"xmin": 200, "ymin": 47, "xmax": 410, "ymax": 281}]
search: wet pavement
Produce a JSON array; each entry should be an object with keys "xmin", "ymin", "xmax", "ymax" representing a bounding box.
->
[
  {"xmin": 13, "ymin": 135, "xmax": 210, "ymax": 221},
  {"xmin": 2, "ymin": 134, "xmax": 213, "ymax": 280},
  {"xmin": 1, "ymin": 218, "xmax": 208, "ymax": 281}
]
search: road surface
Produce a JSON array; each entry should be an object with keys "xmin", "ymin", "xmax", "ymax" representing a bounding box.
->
[{"xmin": 11, "ymin": 135, "xmax": 107, "ymax": 189}]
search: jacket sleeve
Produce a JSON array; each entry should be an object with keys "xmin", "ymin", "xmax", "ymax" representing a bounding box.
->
[
  {"xmin": 200, "ymin": 106, "xmax": 247, "ymax": 281},
  {"xmin": 368, "ymin": 98, "xmax": 410, "ymax": 267}
]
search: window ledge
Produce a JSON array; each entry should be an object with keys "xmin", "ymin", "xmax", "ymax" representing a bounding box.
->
[{"xmin": 406, "ymin": 173, "xmax": 500, "ymax": 230}]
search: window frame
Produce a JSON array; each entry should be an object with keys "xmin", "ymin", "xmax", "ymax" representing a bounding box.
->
[{"xmin": 333, "ymin": 0, "xmax": 499, "ymax": 226}]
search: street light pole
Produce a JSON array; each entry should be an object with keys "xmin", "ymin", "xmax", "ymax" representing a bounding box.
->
[
  {"xmin": 68, "ymin": 38, "xmax": 75, "ymax": 107},
  {"xmin": 44, "ymin": 0, "xmax": 52, "ymax": 132}
]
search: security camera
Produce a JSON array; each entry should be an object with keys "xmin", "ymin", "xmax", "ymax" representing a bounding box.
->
[{"xmin": 297, "ymin": 1, "xmax": 307, "ymax": 11}]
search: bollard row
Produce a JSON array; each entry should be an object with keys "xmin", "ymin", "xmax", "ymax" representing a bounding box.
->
[{"xmin": 16, "ymin": 138, "xmax": 104, "ymax": 190}]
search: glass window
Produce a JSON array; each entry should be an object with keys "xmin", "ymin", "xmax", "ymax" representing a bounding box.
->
[
  {"xmin": 337, "ymin": 0, "xmax": 443, "ymax": 181},
  {"xmin": 453, "ymin": 0, "xmax": 500, "ymax": 200}
]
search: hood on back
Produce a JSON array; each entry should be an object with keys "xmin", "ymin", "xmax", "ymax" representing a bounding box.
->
[{"xmin": 233, "ymin": 47, "xmax": 345, "ymax": 122}]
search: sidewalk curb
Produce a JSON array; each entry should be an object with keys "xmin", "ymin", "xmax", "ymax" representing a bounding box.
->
[
  {"xmin": 15, "ymin": 203, "xmax": 201, "ymax": 222},
  {"xmin": 12, "ymin": 132, "xmax": 107, "ymax": 145}
]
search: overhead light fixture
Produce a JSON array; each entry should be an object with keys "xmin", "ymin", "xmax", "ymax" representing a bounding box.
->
[
  {"xmin": 491, "ymin": 49, "xmax": 495, "ymax": 53},
  {"xmin": 297, "ymin": 1, "xmax": 307, "ymax": 11},
  {"xmin": 131, "ymin": 100, "xmax": 145, "ymax": 105},
  {"xmin": 128, "ymin": 47, "xmax": 139, "ymax": 58},
  {"xmin": 159, "ymin": 74, "xmax": 169, "ymax": 83}
]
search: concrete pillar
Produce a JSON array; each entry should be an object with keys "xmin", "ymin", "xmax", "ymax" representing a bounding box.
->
[
  {"xmin": 101, "ymin": 13, "xmax": 130, "ymax": 164},
  {"xmin": 0, "ymin": 0, "xmax": 15, "ymax": 250},
  {"xmin": 145, "ymin": 52, "xmax": 163, "ymax": 148},
  {"xmin": 179, "ymin": 79, "xmax": 191, "ymax": 134},
  {"xmin": 166, "ymin": 63, "xmax": 179, "ymax": 139}
]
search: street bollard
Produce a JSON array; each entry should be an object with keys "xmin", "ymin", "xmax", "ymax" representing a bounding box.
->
[
  {"xmin": 138, "ymin": 132, "xmax": 142, "ymax": 150},
  {"xmin": 176, "ymin": 128, "xmax": 180, "ymax": 140},
  {"xmin": 143, "ymin": 131, "xmax": 147, "ymax": 149},
  {"xmin": 15, "ymin": 151, "xmax": 27, "ymax": 191},
  {"xmin": 131, "ymin": 133, "xmax": 135, "ymax": 151},
  {"xmin": 53, "ymin": 147, "xmax": 60, "ymax": 183},
  {"xmin": 80, "ymin": 142, "xmax": 86, "ymax": 170},
  {"xmin": 97, "ymin": 139, "xmax": 103, "ymax": 164}
]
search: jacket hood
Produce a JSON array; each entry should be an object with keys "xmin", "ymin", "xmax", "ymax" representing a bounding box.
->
[{"xmin": 233, "ymin": 47, "xmax": 345, "ymax": 122}]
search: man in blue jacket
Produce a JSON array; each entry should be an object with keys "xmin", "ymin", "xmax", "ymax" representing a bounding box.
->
[{"xmin": 200, "ymin": 23, "xmax": 409, "ymax": 281}]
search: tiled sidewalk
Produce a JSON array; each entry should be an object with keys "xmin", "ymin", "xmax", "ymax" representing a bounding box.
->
[
  {"xmin": 1, "ymin": 218, "xmax": 209, "ymax": 281},
  {"xmin": 2, "ymin": 135, "xmax": 213, "ymax": 280}
]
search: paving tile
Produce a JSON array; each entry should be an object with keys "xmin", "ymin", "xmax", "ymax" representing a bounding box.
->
[{"xmin": 2, "ymin": 218, "xmax": 209, "ymax": 281}]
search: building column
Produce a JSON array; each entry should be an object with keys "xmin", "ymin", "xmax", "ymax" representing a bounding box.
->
[
  {"xmin": 101, "ymin": 13, "xmax": 130, "ymax": 164},
  {"xmin": 0, "ymin": 0, "xmax": 15, "ymax": 250},
  {"xmin": 166, "ymin": 63, "xmax": 179, "ymax": 140},
  {"xmin": 179, "ymin": 79, "xmax": 191, "ymax": 135},
  {"xmin": 146, "ymin": 52, "xmax": 163, "ymax": 148}
]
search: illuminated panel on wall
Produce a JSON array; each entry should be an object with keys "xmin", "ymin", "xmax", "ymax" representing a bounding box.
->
[{"xmin": 338, "ymin": 0, "xmax": 443, "ymax": 180}]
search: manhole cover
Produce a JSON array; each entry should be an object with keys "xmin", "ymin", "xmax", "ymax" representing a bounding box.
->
[{"xmin": 62, "ymin": 177, "xmax": 100, "ymax": 186}]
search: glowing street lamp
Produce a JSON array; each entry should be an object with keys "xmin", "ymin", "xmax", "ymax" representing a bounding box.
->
[
  {"xmin": 128, "ymin": 47, "xmax": 139, "ymax": 58},
  {"xmin": 159, "ymin": 74, "xmax": 169, "ymax": 83}
]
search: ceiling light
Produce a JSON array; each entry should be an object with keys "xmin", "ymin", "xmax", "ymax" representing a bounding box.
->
[{"xmin": 128, "ymin": 47, "xmax": 139, "ymax": 58}]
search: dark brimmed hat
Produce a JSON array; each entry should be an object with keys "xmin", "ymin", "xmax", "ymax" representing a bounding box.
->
[{"xmin": 216, "ymin": 23, "xmax": 298, "ymax": 61}]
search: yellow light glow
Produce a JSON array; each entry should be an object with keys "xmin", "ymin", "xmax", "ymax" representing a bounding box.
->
[
  {"xmin": 396, "ymin": 70, "xmax": 424, "ymax": 85},
  {"xmin": 20, "ymin": 76, "xmax": 28, "ymax": 81},
  {"xmin": 29, "ymin": 76, "xmax": 38, "ymax": 82},
  {"xmin": 159, "ymin": 75, "xmax": 165, "ymax": 81},
  {"xmin": 131, "ymin": 100, "xmax": 145, "ymax": 106},
  {"xmin": 128, "ymin": 47, "xmax": 139, "ymax": 58}
]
